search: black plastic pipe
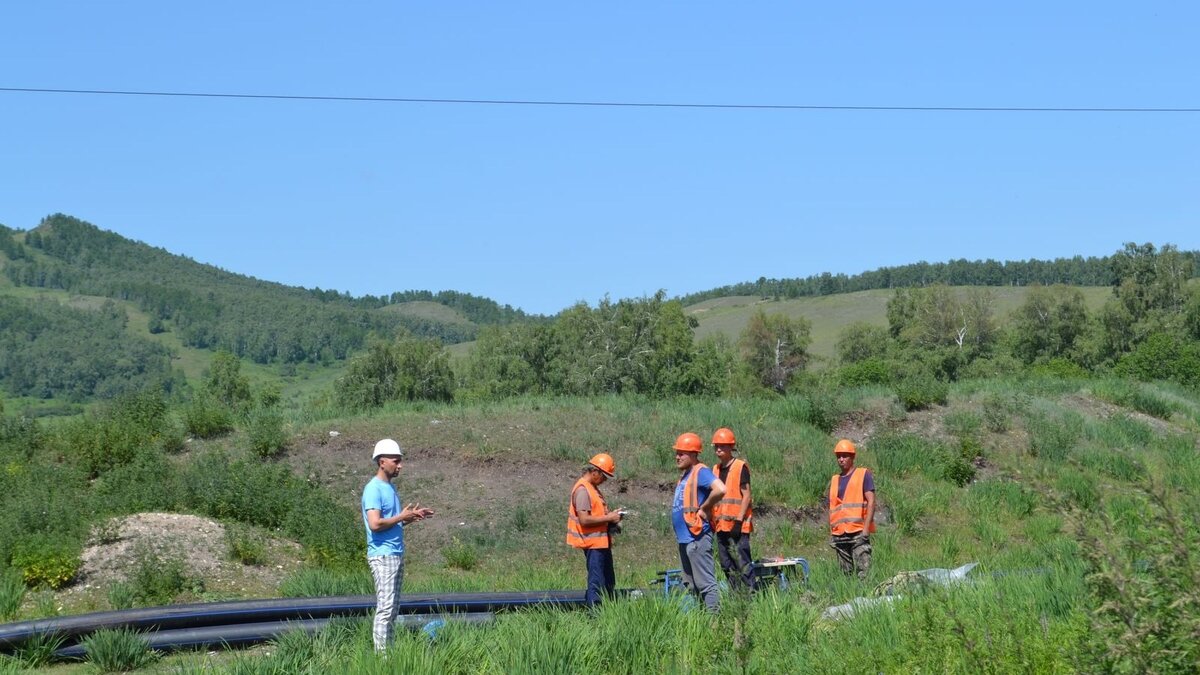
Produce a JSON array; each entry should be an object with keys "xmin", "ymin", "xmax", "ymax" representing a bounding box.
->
[
  {"xmin": 54, "ymin": 612, "xmax": 497, "ymax": 658},
  {"xmin": 0, "ymin": 590, "xmax": 587, "ymax": 652}
]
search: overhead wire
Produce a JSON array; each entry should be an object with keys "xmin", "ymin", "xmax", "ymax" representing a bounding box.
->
[{"xmin": 1, "ymin": 86, "xmax": 1198, "ymax": 113}]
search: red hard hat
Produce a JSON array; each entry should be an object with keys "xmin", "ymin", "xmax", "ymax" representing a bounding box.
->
[
  {"xmin": 673, "ymin": 432, "xmax": 703, "ymax": 453},
  {"xmin": 588, "ymin": 453, "xmax": 615, "ymax": 477},
  {"xmin": 711, "ymin": 428, "xmax": 736, "ymax": 446},
  {"xmin": 834, "ymin": 439, "xmax": 857, "ymax": 456}
]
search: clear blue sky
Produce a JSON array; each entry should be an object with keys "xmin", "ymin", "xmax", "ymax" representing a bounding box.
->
[{"xmin": 2, "ymin": 3, "xmax": 1197, "ymax": 314}]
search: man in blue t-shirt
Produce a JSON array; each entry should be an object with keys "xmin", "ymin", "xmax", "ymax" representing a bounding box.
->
[
  {"xmin": 363, "ymin": 438, "xmax": 434, "ymax": 652},
  {"xmin": 670, "ymin": 432, "xmax": 726, "ymax": 613}
]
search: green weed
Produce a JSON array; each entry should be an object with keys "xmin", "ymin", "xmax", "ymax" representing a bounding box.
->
[{"xmin": 81, "ymin": 628, "xmax": 158, "ymax": 672}]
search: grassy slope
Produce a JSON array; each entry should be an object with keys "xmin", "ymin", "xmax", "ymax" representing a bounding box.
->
[
  {"xmin": 378, "ymin": 300, "xmax": 475, "ymax": 326},
  {"xmin": 688, "ymin": 286, "xmax": 1114, "ymax": 361}
]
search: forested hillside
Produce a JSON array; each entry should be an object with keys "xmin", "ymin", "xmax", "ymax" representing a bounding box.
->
[
  {"xmin": 679, "ymin": 244, "xmax": 1200, "ymax": 305},
  {"xmin": 0, "ymin": 215, "xmax": 533, "ymax": 404}
]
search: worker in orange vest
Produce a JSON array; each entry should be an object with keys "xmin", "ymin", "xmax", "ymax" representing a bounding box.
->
[
  {"xmin": 710, "ymin": 427, "xmax": 755, "ymax": 593},
  {"xmin": 828, "ymin": 439, "xmax": 876, "ymax": 580},
  {"xmin": 671, "ymin": 432, "xmax": 726, "ymax": 612},
  {"xmin": 566, "ymin": 453, "xmax": 624, "ymax": 605}
]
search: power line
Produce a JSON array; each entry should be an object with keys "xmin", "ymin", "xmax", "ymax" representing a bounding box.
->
[{"xmin": 1, "ymin": 86, "xmax": 1198, "ymax": 113}]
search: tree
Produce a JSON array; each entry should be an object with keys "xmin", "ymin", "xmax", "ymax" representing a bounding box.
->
[
  {"xmin": 836, "ymin": 322, "xmax": 890, "ymax": 364},
  {"xmin": 335, "ymin": 334, "xmax": 454, "ymax": 409},
  {"xmin": 202, "ymin": 351, "xmax": 251, "ymax": 408},
  {"xmin": 738, "ymin": 309, "xmax": 812, "ymax": 394},
  {"xmin": 1009, "ymin": 285, "xmax": 1088, "ymax": 364}
]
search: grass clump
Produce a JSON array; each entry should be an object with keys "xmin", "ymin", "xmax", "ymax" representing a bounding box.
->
[
  {"xmin": 0, "ymin": 567, "xmax": 25, "ymax": 620},
  {"xmin": 895, "ymin": 376, "xmax": 949, "ymax": 411},
  {"xmin": 81, "ymin": 628, "xmax": 158, "ymax": 672}
]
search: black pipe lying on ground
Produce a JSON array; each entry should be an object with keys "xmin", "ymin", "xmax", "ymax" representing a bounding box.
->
[
  {"xmin": 53, "ymin": 612, "xmax": 497, "ymax": 659},
  {"xmin": 0, "ymin": 590, "xmax": 588, "ymax": 653}
]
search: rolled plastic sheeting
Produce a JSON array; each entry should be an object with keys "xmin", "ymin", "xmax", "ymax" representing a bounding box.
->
[
  {"xmin": 55, "ymin": 612, "xmax": 496, "ymax": 658},
  {"xmin": 0, "ymin": 590, "xmax": 587, "ymax": 652}
]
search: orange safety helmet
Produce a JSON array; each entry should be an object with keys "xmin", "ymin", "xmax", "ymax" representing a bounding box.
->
[
  {"xmin": 673, "ymin": 432, "xmax": 703, "ymax": 453},
  {"xmin": 834, "ymin": 439, "xmax": 857, "ymax": 456},
  {"xmin": 588, "ymin": 453, "xmax": 615, "ymax": 477},
  {"xmin": 711, "ymin": 427, "xmax": 737, "ymax": 446}
]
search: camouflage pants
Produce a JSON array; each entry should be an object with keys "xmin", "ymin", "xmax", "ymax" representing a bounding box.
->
[{"xmin": 830, "ymin": 533, "xmax": 871, "ymax": 580}]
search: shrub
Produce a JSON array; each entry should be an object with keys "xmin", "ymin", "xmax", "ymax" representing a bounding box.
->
[
  {"xmin": 246, "ymin": 406, "xmax": 288, "ymax": 458},
  {"xmin": 442, "ymin": 538, "xmax": 480, "ymax": 571},
  {"xmin": 981, "ymin": 394, "xmax": 1012, "ymax": 433},
  {"xmin": 895, "ymin": 377, "xmax": 948, "ymax": 411},
  {"xmin": 837, "ymin": 358, "xmax": 892, "ymax": 387},
  {"xmin": 125, "ymin": 544, "xmax": 203, "ymax": 606},
  {"xmin": 784, "ymin": 388, "xmax": 843, "ymax": 433},
  {"xmin": 1029, "ymin": 358, "xmax": 1089, "ymax": 379},
  {"xmin": 182, "ymin": 394, "xmax": 235, "ymax": 439},
  {"xmin": 941, "ymin": 455, "xmax": 976, "ymax": 487},
  {"xmin": 0, "ymin": 567, "xmax": 25, "ymax": 620},
  {"xmin": 1077, "ymin": 487, "xmax": 1200, "ymax": 673},
  {"xmin": 81, "ymin": 628, "xmax": 158, "ymax": 672},
  {"xmin": 10, "ymin": 536, "xmax": 80, "ymax": 589},
  {"xmin": 225, "ymin": 524, "xmax": 268, "ymax": 566}
]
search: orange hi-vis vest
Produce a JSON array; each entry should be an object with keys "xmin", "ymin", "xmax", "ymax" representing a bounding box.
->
[
  {"xmin": 566, "ymin": 477, "xmax": 610, "ymax": 550},
  {"xmin": 829, "ymin": 467, "xmax": 876, "ymax": 536},
  {"xmin": 680, "ymin": 463, "xmax": 709, "ymax": 536},
  {"xmin": 713, "ymin": 459, "xmax": 753, "ymax": 534}
]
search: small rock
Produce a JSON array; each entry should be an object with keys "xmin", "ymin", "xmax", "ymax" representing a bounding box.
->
[{"xmin": 329, "ymin": 431, "xmax": 340, "ymax": 437}]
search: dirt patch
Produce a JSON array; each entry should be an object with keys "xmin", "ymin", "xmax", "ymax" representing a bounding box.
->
[
  {"xmin": 285, "ymin": 433, "xmax": 672, "ymax": 547},
  {"xmin": 61, "ymin": 513, "xmax": 303, "ymax": 603},
  {"xmin": 832, "ymin": 397, "xmax": 901, "ymax": 446}
]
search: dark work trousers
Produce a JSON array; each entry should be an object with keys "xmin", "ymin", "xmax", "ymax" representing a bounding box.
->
[
  {"xmin": 583, "ymin": 547, "xmax": 615, "ymax": 606},
  {"xmin": 715, "ymin": 530, "xmax": 755, "ymax": 592}
]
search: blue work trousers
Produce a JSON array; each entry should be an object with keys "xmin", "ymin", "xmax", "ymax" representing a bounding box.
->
[{"xmin": 583, "ymin": 547, "xmax": 615, "ymax": 606}]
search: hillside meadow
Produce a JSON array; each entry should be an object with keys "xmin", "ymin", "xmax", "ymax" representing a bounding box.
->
[{"xmin": 2, "ymin": 376, "xmax": 1197, "ymax": 673}]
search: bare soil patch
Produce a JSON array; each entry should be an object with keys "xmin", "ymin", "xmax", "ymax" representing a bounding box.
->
[{"xmin": 61, "ymin": 513, "xmax": 303, "ymax": 605}]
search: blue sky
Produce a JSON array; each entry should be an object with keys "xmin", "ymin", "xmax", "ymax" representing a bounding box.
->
[{"xmin": 2, "ymin": 3, "xmax": 1197, "ymax": 314}]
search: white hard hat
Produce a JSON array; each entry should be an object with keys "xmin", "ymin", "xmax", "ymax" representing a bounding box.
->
[{"xmin": 372, "ymin": 438, "xmax": 403, "ymax": 460}]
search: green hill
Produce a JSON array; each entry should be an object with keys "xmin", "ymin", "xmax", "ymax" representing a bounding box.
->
[{"xmin": 0, "ymin": 215, "xmax": 521, "ymax": 407}]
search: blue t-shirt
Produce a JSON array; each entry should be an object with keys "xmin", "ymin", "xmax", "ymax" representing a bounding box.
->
[
  {"xmin": 671, "ymin": 466, "xmax": 716, "ymax": 544},
  {"xmin": 362, "ymin": 477, "xmax": 404, "ymax": 557}
]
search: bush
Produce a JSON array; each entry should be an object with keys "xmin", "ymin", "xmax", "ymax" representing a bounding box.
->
[
  {"xmin": 225, "ymin": 524, "xmax": 268, "ymax": 566},
  {"xmin": 10, "ymin": 536, "xmax": 80, "ymax": 589},
  {"xmin": 182, "ymin": 394, "xmax": 235, "ymax": 439},
  {"xmin": 81, "ymin": 628, "xmax": 158, "ymax": 672},
  {"xmin": 1113, "ymin": 332, "xmax": 1200, "ymax": 388},
  {"xmin": 981, "ymin": 394, "xmax": 1012, "ymax": 433},
  {"xmin": 941, "ymin": 456, "xmax": 976, "ymax": 487},
  {"xmin": 125, "ymin": 544, "xmax": 203, "ymax": 606},
  {"xmin": 442, "ymin": 538, "xmax": 480, "ymax": 571},
  {"xmin": 784, "ymin": 388, "xmax": 843, "ymax": 433},
  {"xmin": 1078, "ymin": 487, "xmax": 1200, "ymax": 673},
  {"xmin": 246, "ymin": 406, "xmax": 288, "ymax": 458},
  {"xmin": 895, "ymin": 377, "xmax": 948, "ymax": 411},
  {"xmin": 837, "ymin": 358, "xmax": 892, "ymax": 387},
  {"xmin": 1029, "ymin": 358, "xmax": 1089, "ymax": 379}
]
